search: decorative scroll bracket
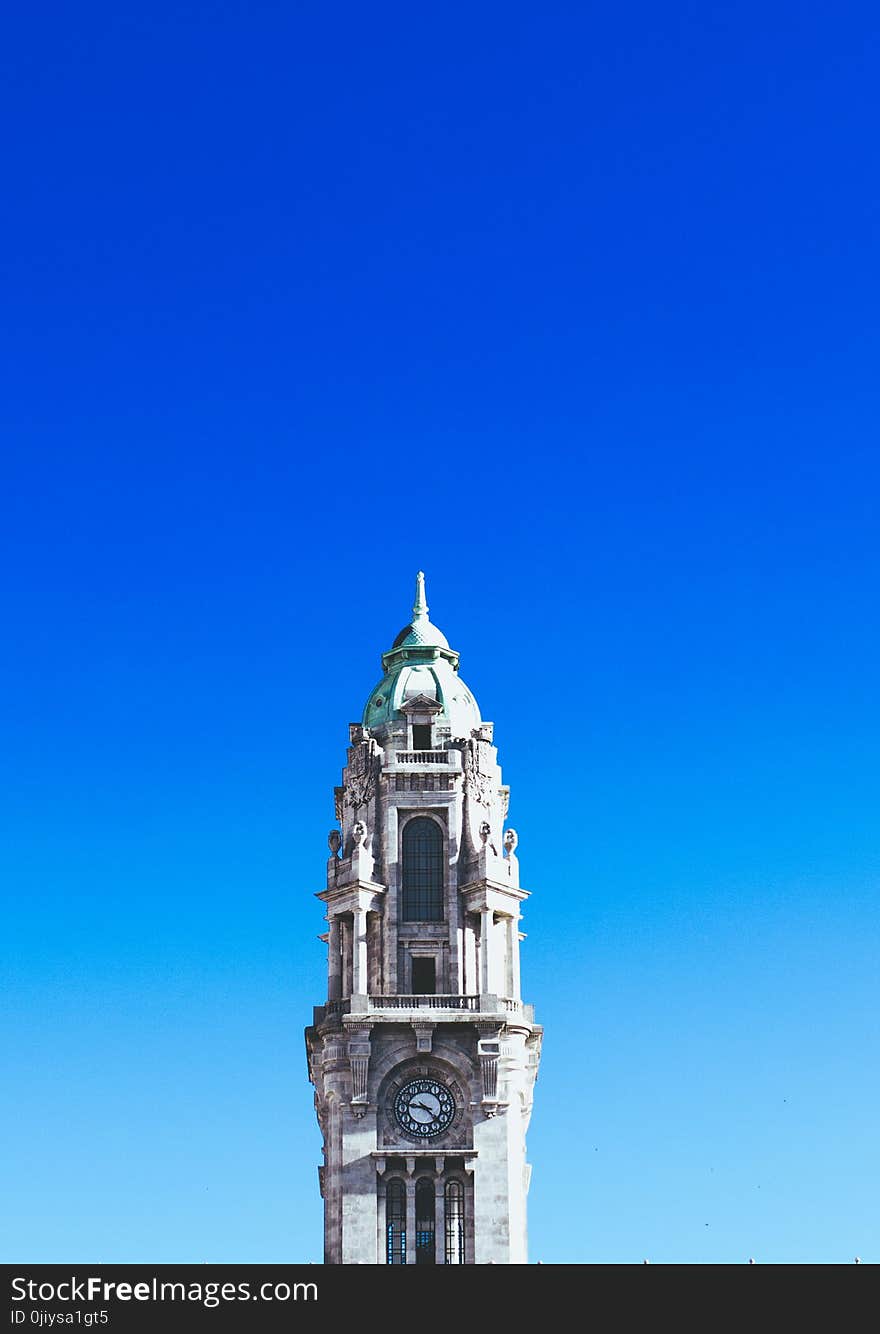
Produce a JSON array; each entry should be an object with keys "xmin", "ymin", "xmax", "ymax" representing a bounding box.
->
[
  {"xmin": 413, "ymin": 1022, "xmax": 435, "ymax": 1054},
  {"xmin": 477, "ymin": 1025, "xmax": 505, "ymax": 1114},
  {"xmin": 347, "ymin": 1023, "xmax": 373, "ymax": 1114}
]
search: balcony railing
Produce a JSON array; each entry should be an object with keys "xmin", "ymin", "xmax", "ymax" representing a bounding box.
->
[
  {"xmin": 319, "ymin": 995, "xmax": 521, "ymax": 1017},
  {"xmin": 395, "ymin": 750, "xmax": 450, "ymax": 764}
]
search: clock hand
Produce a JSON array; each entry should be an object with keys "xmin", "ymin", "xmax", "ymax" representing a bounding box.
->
[{"xmin": 411, "ymin": 1100, "xmax": 436, "ymax": 1113}]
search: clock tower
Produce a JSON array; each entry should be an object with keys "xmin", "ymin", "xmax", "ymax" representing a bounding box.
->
[{"xmin": 305, "ymin": 574, "xmax": 542, "ymax": 1264}]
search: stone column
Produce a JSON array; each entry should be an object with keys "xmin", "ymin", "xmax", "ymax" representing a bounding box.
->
[
  {"xmin": 464, "ymin": 917, "xmax": 477, "ymax": 995},
  {"xmin": 384, "ymin": 802, "xmax": 399, "ymax": 993},
  {"xmin": 328, "ymin": 916, "xmax": 342, "ymax": 1000},
  {"xmin": 341, "ymin": 918, "xmax": 352, "ymax": 997},
  {"xmin": 405, "ymin": 1170, "xmax": 416, "ymax": 1265},
  {"xmin": 434, "ymin": 1171, "xmax": 446, "ymax": 1265},
  {"xmin": 447, "ymin": 797, "xmax": 462, "ymax": 993},
  {"xmin": 503, "ymin": 917, "xmax": 512, "ymax": 997},
  {"xmin": 352, "ymin": 907, "xmax": 369, "ymax": 1000},
  {"xmin": 367, "ymin": 912, "xmax": 382, "ymax": 994},
  {"xmin": 376, "ymin": 1172, "xmax": 386, "ymax": 1264},
  {"xmin": 510, "ymin": 919, "xmax": 522, "ymax": 1002},
  {"xmin": 480, "ymin": 908, "xmax": 492, "ymax": 994}
]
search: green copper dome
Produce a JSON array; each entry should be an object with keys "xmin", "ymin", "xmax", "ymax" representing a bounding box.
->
[{"xmin": 361, "ymin": 573, "xmax": 482, "ymax": 734}]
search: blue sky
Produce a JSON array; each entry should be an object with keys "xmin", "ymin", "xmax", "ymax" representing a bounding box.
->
[{"xmin": 1, "ymin": 1, "xmax": 878, "ymax": 1263}]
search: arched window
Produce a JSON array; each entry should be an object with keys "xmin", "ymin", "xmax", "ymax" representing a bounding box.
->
[
  {"xmin": 444, "ymin": 1180, "xmax": 465, "ymax": 1264},
  {"xmin": 415, "ymin": 1177, "xmax": 436, "ymax": 1265},
  {"xmin": 402, "ymin": 817, "xmax": 444, "ymax": 922},
  {"xmin": 386, "ymin": 1178, "xmax": 406, "ymax": 1265}
]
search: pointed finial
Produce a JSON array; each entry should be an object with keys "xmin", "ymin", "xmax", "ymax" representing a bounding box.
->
[{"xmin": 412, "ymin": 570, "xmax": 429, "ymax": 621}]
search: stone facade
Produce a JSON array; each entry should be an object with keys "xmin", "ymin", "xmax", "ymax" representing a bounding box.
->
[{"xmin": 305, "ymin": 574, "xmax": 542, "ymax": 1264}]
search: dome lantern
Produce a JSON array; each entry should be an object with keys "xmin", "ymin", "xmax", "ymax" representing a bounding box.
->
[{"xmin": 361, "ymin": 573, "xmax": 481, "ymax": 736}]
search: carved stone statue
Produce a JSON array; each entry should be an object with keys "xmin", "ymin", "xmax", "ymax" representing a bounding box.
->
[
  {"xmin": 479, "ymin": 820, "xmax": 498, "ymax": 855},
  {"xmin": 503, "ymin": 827, "xmax": 519, "ymax": 885},
  {"xmin": 352, "ymin": 820, "xmax": 368, "ymax": 849}
]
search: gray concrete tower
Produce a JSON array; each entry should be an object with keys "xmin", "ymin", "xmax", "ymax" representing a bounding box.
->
[{"xmin": 305, "ymin": 574, "xmax": 542, "ymax": 1264}]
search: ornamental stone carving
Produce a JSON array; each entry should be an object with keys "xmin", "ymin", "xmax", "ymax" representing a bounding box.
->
[
  {"xmin": 463, "ymin": 737, "xmax": 493, "ymax": 809},
  {"xmin": 344, "ymin": 740, "xmax": 379, "ymax": 811}
]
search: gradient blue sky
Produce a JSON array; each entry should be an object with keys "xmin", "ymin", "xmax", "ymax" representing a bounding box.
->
[{"xmin": 2, "ymin": 1, "xmax": 878, "ymax": 1264}]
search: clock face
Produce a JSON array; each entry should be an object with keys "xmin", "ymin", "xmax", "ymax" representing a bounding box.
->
[{"xmin": 393, "ymin": 1078, "xmax": 455, "ymax": 1139}]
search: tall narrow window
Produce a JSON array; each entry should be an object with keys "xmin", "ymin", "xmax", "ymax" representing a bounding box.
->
[
  {"xmin": 445, "ymin": 1180, "xmax": 465, "ymax": 1264},
  {"xmin": 402, "ymin": 818, "xmax": 443, "ymax": 922},
  {"xmin": 415, "ymin": 1178, "xmax": 436, "ymax": 1265},
  {"xmin": 412, "ymin": 724, "xmax": 432, "ymax": 750},
  {"xmin": 386, "ymin": 1178, "xmax": 406, "ymax": 1265}
]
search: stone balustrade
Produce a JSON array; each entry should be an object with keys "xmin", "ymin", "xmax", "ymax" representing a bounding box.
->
[{"xmin": 394, "ymin": 750, "xmax": 451, "ymax": 764}]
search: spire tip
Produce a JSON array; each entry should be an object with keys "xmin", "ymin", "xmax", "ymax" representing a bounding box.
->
[{"xmin": 413, "ymin": 570, "xmax": 428, "ymax": 620}]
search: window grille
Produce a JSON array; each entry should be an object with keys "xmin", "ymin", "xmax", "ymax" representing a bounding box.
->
[
  {"xmin": 402, "ymin": 817, "xmax": 444, "ymax": 921},
  {"xmin": 386, "ymin": 1178, "xmax": 406, "ymax": 1265},
  {"xmin": 444, "ymin": 1181, "xmax": 465, "ymax": 1264}
]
